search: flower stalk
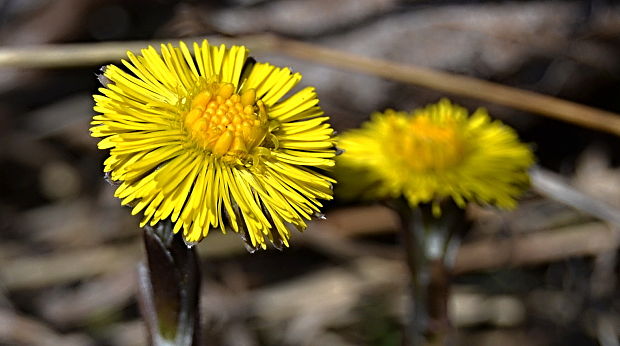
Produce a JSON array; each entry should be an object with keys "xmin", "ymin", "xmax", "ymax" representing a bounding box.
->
[
  {"xmin": 137, "ymin": 221, "xmax": 201, "ymax": 346},
  {"xmin": 397, "ymin": 201, "xmax": 467, "ymax": 346}
]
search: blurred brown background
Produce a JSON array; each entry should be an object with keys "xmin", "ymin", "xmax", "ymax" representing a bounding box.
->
[{"xmin": 0, "ymin": 0, "xmax": 619, "ymax": 345}]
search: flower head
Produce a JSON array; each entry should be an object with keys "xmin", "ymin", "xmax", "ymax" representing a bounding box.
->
[
  {"xmin": 336, "ymin": 99, "xmax": 533, "ymax": 211},
  {"xmin": 91, "ymin": 40, "xmax": 336, "ymax": 249}
]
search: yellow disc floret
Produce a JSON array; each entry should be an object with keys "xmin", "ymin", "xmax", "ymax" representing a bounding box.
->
[
  {"xmin": 184, "ymin": 82, "xmax": 268, "ymax": 161},
  {"xmin": 398, "ymin": 116, "xmax": 464, "ymax": 172}
]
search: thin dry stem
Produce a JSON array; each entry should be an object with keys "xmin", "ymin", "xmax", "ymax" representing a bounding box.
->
[
  {"xmin": 1, "ymin": 34, "xmax": 620, "ymax": 135},
  {"xmin": 272, "ymin": 37, "xmax": 620, "ymax": 136},
  {"xmin": 530, "ymin": 166, "xmax": 620, "ymax": 227}
]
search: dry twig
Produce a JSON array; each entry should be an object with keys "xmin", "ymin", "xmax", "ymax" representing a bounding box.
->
[
  {"xmin": 1, "ymin": 34, "xmax": 619, "ymax": 135},
  {"xmin": 530, "ymin": 167, "xmax": 620, "ymax": 227}
]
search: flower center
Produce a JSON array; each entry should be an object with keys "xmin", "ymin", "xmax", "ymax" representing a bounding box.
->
[
  {"xmin": 183, "ymin": 82, "xmax": 268, "ymax": 159},
  {"xmin": 400, "ymin": 116, "xmax": 464, "ymax": 171}
]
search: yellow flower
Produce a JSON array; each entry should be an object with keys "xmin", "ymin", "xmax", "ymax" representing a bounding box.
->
[
  {"xmin": 91, "ymin": 40, "xmax": 336, "ymax": 249},
  {"xmin": 337, "ymin": 99, "xmax": 533, "ymax": 211}
]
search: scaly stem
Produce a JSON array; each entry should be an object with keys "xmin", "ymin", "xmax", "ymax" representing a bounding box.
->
[
  {"xmin": 137, "ymin": 221, "xmax": 202, "ymax": 346},
  {"xmin": 397, "ymin": 202, "xmax": 466, "ymax": 346}
]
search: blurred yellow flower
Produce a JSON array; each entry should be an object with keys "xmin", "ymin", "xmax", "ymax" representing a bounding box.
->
[
  {"xmin": 337, "ymin": 99, "xmax": 533, "ymax": 211},
  {"xmin": 91, "ymin": 40, "xmax": 336, "ymax": 249}
]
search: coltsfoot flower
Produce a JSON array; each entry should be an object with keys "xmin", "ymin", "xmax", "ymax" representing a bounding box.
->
[
  {"xmin": 91, "ymin": 40, "xmax": 336, "ymax": 249},
  {"xmin": 337, "ymin": 99, "xmax": 534, "ymax": 212}
]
